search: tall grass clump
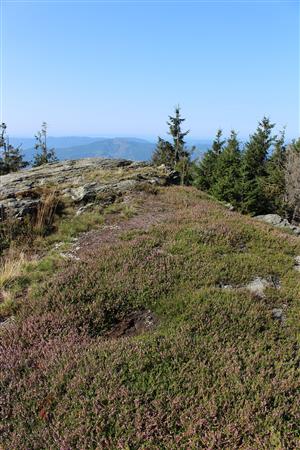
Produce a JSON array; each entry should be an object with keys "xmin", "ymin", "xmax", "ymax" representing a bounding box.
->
[
  {"xmin": 0, "ymin": 190, "xmax": 61, "ymax": 256},
  {"xmin": 33, "ymin": 190, "xmax": 59, "ymax": 236},
  {"xmin": 0, "ymin": 250, "xmax": 26, "ymax": 289}
]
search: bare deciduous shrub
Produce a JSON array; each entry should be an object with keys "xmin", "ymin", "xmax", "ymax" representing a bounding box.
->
[{"xmin": 285, "ymin": 141, "xmax": 300, "ymax": 222}]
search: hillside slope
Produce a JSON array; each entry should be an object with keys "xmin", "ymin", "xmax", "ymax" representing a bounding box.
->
[
  {"xmin": 10, "ymin": 137, "xmax": 156, "ymax": 162},
  {"xmin": 10, "ymin": 136, "xmax": 209, "ymax": 162},
  {"xmin": 1, "ymin": 186, "xmax": 300, "ymax": 449},
  {"xmin": 55, "ymin": 137, "xmax": 155, "ymax": 161}
]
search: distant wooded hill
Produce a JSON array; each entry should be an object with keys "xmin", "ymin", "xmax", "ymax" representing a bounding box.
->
[{"xmin": 9, "ymin": 136, "xmax": 210, "ymax": 162}]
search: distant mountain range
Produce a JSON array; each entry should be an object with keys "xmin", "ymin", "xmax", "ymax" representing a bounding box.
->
[{"xmin": 9, "ymin": 136, "xmax": 212, "ymax": 163}]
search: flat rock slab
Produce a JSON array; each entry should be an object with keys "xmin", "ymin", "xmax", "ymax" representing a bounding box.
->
[{"xmin": 0, "ymin": 158, "xmax": 176, "ymax": 219}]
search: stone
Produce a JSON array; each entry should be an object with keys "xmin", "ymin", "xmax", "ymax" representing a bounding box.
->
[
  {"xmin": 0, "ymin": 316, "xmax": 15, "ymax": 330},
  {"xmin": 70, "ymin": 184, "xmax": 97, "ymax": 203},
  {"xmin": 271, "ymin": 308, "xmax": 285, "ymax": 324},
  {"xmin": 255, "ymin": 214, "xmax": 300, "ymax": 235},
  {"xmin": 218, "ymin": 282, "xmax": 234, "ymax": 290},
  {"xmin": 59, "ymin": 252, "xmax": 80, "ymax": 261},
  {"xmin": 294, "ymin": 256, "xmax": 300, "ymax": 272},
  {"xmin": 224, "ymin": 202, "xmax": 235, "ymax": 211},
  {"xmin": 54, "ymin": 242, "xmax": 64, "ymax": 249},
  {"xmin": 76, "ymin": 203, "xmax": 94, "ymax": 216},
  {"xmin": 245, "ymin": 277, "xmax": 271, "ymax": 297}
]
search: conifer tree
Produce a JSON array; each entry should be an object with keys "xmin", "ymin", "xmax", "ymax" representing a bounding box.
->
[
  {"xmin": 263, "ymin": 129, "xmax": 286, "ymax": 214},
  {"xmin": 211, "ymin": 129, "xmax": 225, "ymax": 156},
  {"xmin": 0, "ymin": 123, "xmax": 8, "ymax": 175},
  {"xmin": 210, "ymin": 130, "xmax": 241, "ymax": 206},
  {"xmin": 152, "ymin": 107, "xmax": 192, "ymax": 183},
  {"xmin": 5, "ymin": 143, "xmax": 29, "ymax": 173},
  {"xmin": 151, "ymin": 137, "xmax": 175, "ymax": 168},
  {"xmin": 167, "ymin": 106, "xmax": 190, "ymax": 164},
  {"xmin": 194, "ymin": 129, "xmax": 225, "ymax": 191},
  {"xmin": 176, "ymin": 152, "xmax": 196, "ymax": 186},
  {"xmin": 240, "ymin": 117, "xmax": 275, "ymax": 214},
  {"xmin": 33, "ymin": 122, "xmax": 57, "ymax": 167},
  {"xmin": 0, "ymin": 123, "xmax": 28, "ymax": 174}
]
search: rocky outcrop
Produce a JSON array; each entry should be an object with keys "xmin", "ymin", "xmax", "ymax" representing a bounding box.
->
[
  {"xmin": 0, "ymin": 158, "xmax": 177, "ymax": 220},
  {"xmin": 245, "ymin": 277, "xmax": 272, "ymax": 298},
  {"xmin": 294, "ymin": 256, "xmax": 300, "ymax": 272},
  {"xmin": 255, "ymin": 214, "xmax": 300, "ymax": 236}
]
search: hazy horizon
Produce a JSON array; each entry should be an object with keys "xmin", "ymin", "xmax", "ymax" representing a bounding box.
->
[{"xmin": 9, "ymin": 134, "xmax": 213, "ymax": 143}]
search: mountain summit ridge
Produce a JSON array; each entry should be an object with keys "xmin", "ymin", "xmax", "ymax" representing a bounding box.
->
[{"xmin": 9, "ymin": 136, "xmax": 210, "ymax": 162}]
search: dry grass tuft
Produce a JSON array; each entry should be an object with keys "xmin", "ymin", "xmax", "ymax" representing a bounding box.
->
[
  {"xmin": 34, "ymin": 191, "xmax": 59, "ymax": 235},
  {"xmin": 0, "ymin": 250, "xmax": 26, "ymax": 289}
]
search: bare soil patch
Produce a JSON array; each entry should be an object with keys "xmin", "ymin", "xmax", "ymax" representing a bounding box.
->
[{"xmin": 106, "ymin": 309, "xmax": 158, "ymax": 338}]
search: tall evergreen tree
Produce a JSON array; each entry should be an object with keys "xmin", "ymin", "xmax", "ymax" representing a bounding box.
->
[
  {"xmin": 263, "ymin": 129, "xmax": 287, "ymax": 214},
  {"xmin": 240, "ymin": 117, "xmax": 275, "ymax": 214},
  {"xmin": 33, "ymin": 122, "xmax": 57, "ymax": 167},
  {"xmin": 194, "ymin": 129, "xmax": 225, "ymax": 191},
  {"xmin": 211, "ymin": 129, "xmax": 225, "ymax": 156},
  {"xmin": 152, "ymin": 106, "xmax": 192, "ymax": 184},
  {"xmin": 210, "ymin": 130, "xmax": 241, "ymax": 206},
  {"xmin": 167, "ymin": 106, "xmax": 190, "ymax": 163}
]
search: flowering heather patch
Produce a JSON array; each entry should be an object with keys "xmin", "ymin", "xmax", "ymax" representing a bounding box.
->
[{"xmin": 1, "ymin": 187, "xmax": 300, "ymax": 449}]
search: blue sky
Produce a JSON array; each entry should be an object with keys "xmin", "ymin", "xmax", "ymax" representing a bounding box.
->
[{"xmin": 1, "ymin": 0, "xmax": 299, "ymax": 140}]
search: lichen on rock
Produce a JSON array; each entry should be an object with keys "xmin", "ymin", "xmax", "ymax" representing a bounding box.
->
[{"xmin": 0, "ymin": 158, "xmax": 176, "ymax": 220}]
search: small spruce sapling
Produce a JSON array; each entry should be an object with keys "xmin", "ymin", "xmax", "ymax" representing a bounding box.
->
[{"xmin": 33, "ymin": 122, "xmax": 57, "ymax": 167}]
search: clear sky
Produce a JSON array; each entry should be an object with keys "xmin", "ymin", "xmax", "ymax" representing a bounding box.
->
[{"xmin": 1, "ymin": 0, "xmax": 299, "ymax": 140}]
